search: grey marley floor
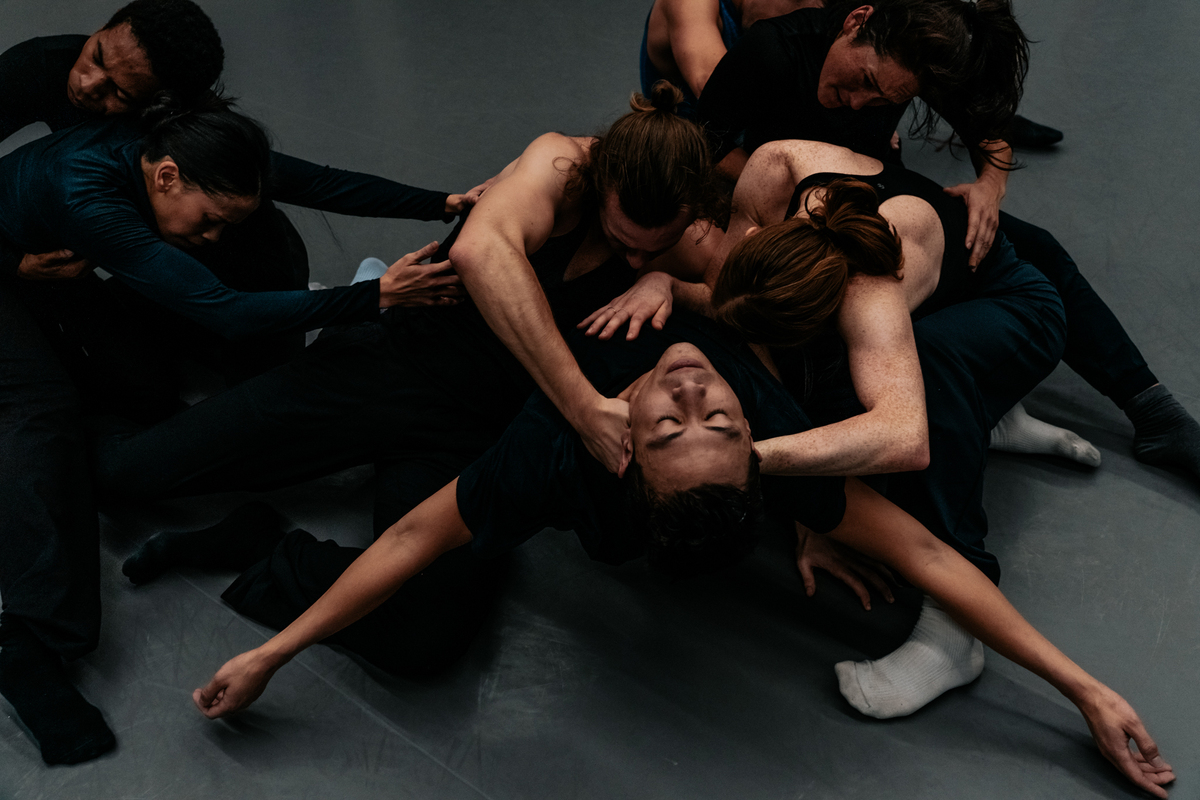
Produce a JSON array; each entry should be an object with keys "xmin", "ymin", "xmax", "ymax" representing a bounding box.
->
[{"xmin": 2, "ymin": 1, "xmax": 1199, "ymax": 798}]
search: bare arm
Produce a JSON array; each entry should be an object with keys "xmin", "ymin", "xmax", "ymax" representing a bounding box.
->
[
  {"xmin": 828, "ymin": 479, "xmax": 1175, "ymax": 797},
  {"xmin": 448, "ymin": 134, "xmax": 629, "ymax": 473},
  {"xmin": 660, "ymin": 0, "xmax": 728, "ymax": 97},
  {"xmin": 757, "ymin": 274, "xmax": 929, "ymax": 476},
  {"xmin": 193, "ymin": 482, "xmax": 469, "ymax": 718}
]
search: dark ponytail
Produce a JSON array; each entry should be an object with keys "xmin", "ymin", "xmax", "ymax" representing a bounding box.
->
[
  {"xmin": 566, "ymin": 80, "xmax": 729, "ymax": 228},
  {"xmin": 828, "ymin": 0, "xmax": 1029, "ymax": 169},
  {"xmin": 139, "ymin": 91, "xmax": 271, "ymax": 198},
  {"xmin": 712, "ymin": 178, "xmax": 903, "ymax": 348}
]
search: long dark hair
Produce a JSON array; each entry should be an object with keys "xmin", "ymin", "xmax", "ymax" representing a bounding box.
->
[
  {"xmin": 829, "ymin": 0, "xmax": 1029, "ymax": 169},
  {"xmin": 567, "ymin": 80, "xmax": 729, "ymax": 227},
  {"xmin": 139, "ymin": 91, "xmax": 271, "ymax": 198}
]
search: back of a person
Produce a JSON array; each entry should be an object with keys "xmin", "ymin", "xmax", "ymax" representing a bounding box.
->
[{"xmin": 0, "ymin": 116, "xmax": 141, "ymax": 253}]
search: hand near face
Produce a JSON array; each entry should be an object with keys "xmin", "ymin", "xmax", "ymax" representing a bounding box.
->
[
  {"xmin": 580, "ymin": 395, "xmax": 632, "ymax": 475},
  {"xmin": 378, "ymin": 240, "xmax": 465, "ymax": 308},
  {"xmin": 193, "ymin": 648, "xmax": 282, "ymax": 719},
  {"xmin": 18, "ymin": 249, "xmax": 93, "ymax": 281},
  {"xmin": 578, "ymin": 271, "xmax": 675, "ymax": 341},
  {"xmin": 943, "ymin": 175, "xmax": 1005, "ymax": 268}
]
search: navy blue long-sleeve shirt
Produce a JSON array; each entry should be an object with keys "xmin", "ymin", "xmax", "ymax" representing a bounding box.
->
[
  {"xmin": 0, "ymin": 118, "xmax": 383, "ymax": 339},
  {"xmin": 0, "ymin": 34, "xmax": 460, "ymax": 337}
]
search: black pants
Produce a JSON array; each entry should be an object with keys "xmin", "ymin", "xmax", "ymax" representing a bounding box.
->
[
  {"xmin": 94, "ymin": 300, "xmax": 539, "ymax": 674},
  {"xmin": 1000, "ymin": 212, "xmax": 1156, "ymax": 408},
  {"xmin": 798, "ymin": 235, "xmax": 1066, "ymax": 584},
  {"xmin": 0, "ymin": 206, "xmax": 308, "ymax": 659}
]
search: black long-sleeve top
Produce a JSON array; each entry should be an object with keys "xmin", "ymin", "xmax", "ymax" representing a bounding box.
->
[
  {"xmin": 0, "ymin": 118, "xmax": 384, "ymax": 339},
  {"xmin": 695, "ymin": 8, "xmax": 908, "ymax": 162},
  {"xmin": 0, "ymin": 34, "xmax": 459, "ymax": 336}
]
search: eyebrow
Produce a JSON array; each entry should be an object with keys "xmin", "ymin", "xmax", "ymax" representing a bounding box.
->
[{"xmin": 645, "ymin": 425, "xmax": 740, "ymax": 450}]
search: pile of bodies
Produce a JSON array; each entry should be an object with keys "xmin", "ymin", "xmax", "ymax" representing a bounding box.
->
[{"xmin": 0, "ymin": 1, "xmax": 1192, "ymax": 796}]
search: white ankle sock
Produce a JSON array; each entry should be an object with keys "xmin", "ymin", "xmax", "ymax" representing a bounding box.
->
[
  {"xmin": 835, "ymin": 596, "xmax": 984, "ymax": 719},
  {"xmin": 353, "ymin": 257, "xmax": 389, "ymax": 284},
  {"xmin": 989, "ymin": 401, "xmax": 1101, "ymax": 467}
]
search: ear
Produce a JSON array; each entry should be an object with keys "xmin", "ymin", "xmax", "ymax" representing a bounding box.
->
[
  {"xmin": 617, "ymin": 427, "xmax": 634, "ymax": 479},
  {"xmin": 842, "ymin": 5, "xmax": 875, "ymax": 37},
  {"xmin": 151, "ymin": 158, "xmax": 180, "ymax": 195}
]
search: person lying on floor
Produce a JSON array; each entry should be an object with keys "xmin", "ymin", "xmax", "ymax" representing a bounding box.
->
[{"xmin": 154, "ymin": 310, "xmax": 1172, "ymax": 798}]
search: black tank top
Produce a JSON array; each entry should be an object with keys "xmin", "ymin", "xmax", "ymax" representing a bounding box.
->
[{"xmin": 784, "ymin": 162, "xmax": 984, "ymax": 318}]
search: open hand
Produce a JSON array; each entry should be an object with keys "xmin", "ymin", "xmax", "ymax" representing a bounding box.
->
[
  {"xmin": 795, "ymin": 522, "xmax": 894, "ymax": 611},
  {"xmin": 445, "ymin": 177, "xmax": 498, "ymax": 215},
  {"xmin": 578, "ymin": 271, "xmax": 674, "ymax": 341},
  {"xmin": 1078, "ymin": 686, "xmax": 1175, "ymax": 798},
  {"xmin": 18, "ymin": 248, "xmax": 93, "ymax": 281},
  {"xmin": 943, "ymin": 175, "xmax": 1005, "ymax": 268},
  {"xmin": 379, "ymin": 240, "xmax": 464, "ymax": 308},
  {"xmin": 192, "ymin": 648, "xmax": 282, "ymax": 719}
]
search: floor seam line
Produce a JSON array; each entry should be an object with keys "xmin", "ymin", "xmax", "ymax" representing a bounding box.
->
[{"xmin": 178, "ymin": 573, "xmax": 495, "ymax": 800}]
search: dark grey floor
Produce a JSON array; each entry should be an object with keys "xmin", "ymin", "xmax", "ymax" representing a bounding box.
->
[{"xmin": 3, "ymin": 2, "xmax": 1199, "ymax": 798}]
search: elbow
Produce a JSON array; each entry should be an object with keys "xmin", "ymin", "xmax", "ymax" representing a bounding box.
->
[
  {"xmin": 880, "ymin": 424, "xmax": 929, "ymax": 472},
  {"xmin": 447, "ymin": 238, "xmax": 482, "ymax": 277},
  {"xmin": 902, "ymin": 434, "xmax": 931, "ymax": 472}
]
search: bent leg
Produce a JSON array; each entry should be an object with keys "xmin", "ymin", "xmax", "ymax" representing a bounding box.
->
[
  {"xmin": 1000, "ymin": 212, "xmax": 1155, "ymax": 407},
  {"xmin": 888, "ymin": 238, "xmax": 1068, "ymax": 584}
]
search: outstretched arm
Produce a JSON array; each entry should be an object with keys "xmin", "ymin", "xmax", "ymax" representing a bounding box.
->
[
  {"xmin": 448, "ymin": 134, "xmax": 629, "ymax": 473},
  {"xmin": 193, "ymin": 481, "xmax": 469, "ymax": 718},
  {"xmin": 829, "ymin": 478, "xmax": 1175, "ymax": 798}
]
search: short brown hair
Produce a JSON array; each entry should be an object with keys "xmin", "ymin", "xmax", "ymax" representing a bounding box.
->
[
  {"xmin": 567, "ymin": 80, "xmax": 728, "ymax": 227},
  {"xmin": 712, "ymin": 178, "xmax": 902, "ymax": 348}
]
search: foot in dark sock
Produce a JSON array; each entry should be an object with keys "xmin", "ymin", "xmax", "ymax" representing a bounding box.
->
[
  {"xmin": 122, "ymin": 500, "xmax": 288, "ymax": 585},
  {"xmin": 1005, "ymin": 114, "xmax": 1064, "ymax": 149},
  {"xmin": 0, "ymin": 618, "xmax": 115, "ymax": 765},
  {"xmin": 1126, "ymin": 384, "xmax": 1200, "ymax": 484}
]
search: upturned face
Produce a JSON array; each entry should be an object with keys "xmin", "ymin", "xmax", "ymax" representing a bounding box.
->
[
  {"xmin": 817, "ymin": 7, "xmax": 920, "ymax": 110},
  {"xmin": 67, "ymin": 22, "xmax": 161, "ymax": 115},
  {"xmin": 599, "ymin": 192, "xmax": 696, "ymax": 271},
  {"xmin": 621, "ymin": 343, "xmax": 757, "ymax": 493},
  {"xmin": 143, "ymin": 158, "xmax": 259, "ymax": 249}
]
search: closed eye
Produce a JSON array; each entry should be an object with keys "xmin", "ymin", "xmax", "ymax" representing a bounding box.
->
[
  {"xmin": 656, "ymin": 415, "xmax": 680, "ymax": 424},
  {"xmin": 705, "ymin": 409, "xmax": 728, "ymax": 420}
]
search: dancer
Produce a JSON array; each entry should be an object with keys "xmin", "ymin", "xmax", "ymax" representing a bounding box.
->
[
  {"xmin": 662, "ymin": 2, "xmax": 1200, "ymax": 483},
  {"xmin": 639, "ymin": 0, "xmax": 1060, "ymax": 146},
  {"xmin": 0, "ymin": 96, "xmax": 463, "ymax": 765},
  {"xmin": 166, "ymin": 312, "xmax": 1173, "ymax": 799}
]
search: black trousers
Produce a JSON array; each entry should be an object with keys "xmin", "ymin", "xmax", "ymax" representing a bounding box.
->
[
  {"xmin": 0, "ymin": 205, "xmax": 308, "ymax": 659},
  {"xmin": 798, "ymin": 235, "xmax": 1066, "ymax": 584},
  {"xmin": 94, "ymin": 300, "xmax": 539, "ymax": 674},
  {"xmin": 1000, "ymin": 212, "xmax": 1156, "ymax": 408}
]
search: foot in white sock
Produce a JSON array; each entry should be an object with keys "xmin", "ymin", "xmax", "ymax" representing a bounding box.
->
[
  {"xmin": 353, "ymin": 257, "xmax": 389, "ymax": 284},
  {"xmin": 835, "ymin": 597, "xmax": 984, "ymax": 719},
  {"xmin": 989, "ymin": 401, "xmax": 1101, "ymax": 467}
]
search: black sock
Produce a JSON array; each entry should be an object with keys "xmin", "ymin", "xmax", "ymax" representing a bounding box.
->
[
  {"xmin": 0, "ymin": 617, "xmax": 115, "ymax": 765},
  {"xmin": 1125, "ymin": 384, "xmax": 1200, "ymax": 483},
  {"xmin": 122, "ymin": 500, "xmax": 288, "ymax": 585}
]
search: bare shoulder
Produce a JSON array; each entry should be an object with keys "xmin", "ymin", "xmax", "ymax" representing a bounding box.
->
[
  {"xmin": 879, "ymin": 195, "xmax": 942, "ymax": 252},
  {"xmin": 749, "ymin": 140, "xmax": 878, "ymax": 184}
]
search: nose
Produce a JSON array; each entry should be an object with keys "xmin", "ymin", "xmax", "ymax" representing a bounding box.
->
[
  {"xmin": 848, "ymin": 91, "xmax": 870, "ymax": 111},
  {"xmin": 671, "ymin": 379, "xmax": 707, "ymax": 405},
  {"xmin": 625, "ymin": 251, "xmax": 649, "ymax": 270},
  {"xmin": 202, "ymin": 225, "xmax": 225, "ymax": 244}
]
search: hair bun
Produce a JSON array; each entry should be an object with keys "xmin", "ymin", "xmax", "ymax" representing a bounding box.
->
[
  {"xmin": 139, "ymin": 88, "xmax": 235, "ymax": 132},
  {"xmin": 629, "ymin": 79, "xmax": 685, "ymax": 115}
]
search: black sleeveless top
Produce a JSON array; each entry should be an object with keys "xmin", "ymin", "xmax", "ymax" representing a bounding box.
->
[{"xmin": 784, "ymin": 162, "xmax": 989, "ymax": 319}]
